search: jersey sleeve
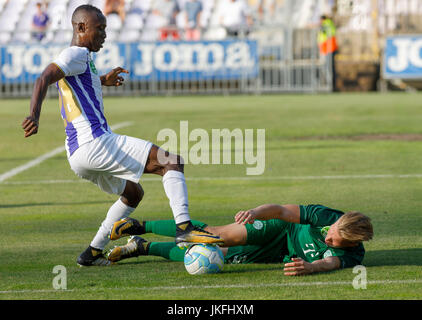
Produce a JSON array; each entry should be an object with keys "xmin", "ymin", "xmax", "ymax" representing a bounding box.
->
[
  {"xmin": 52, "ymin": 47, "xmax": 89, "ymax": 76},
  {"xmin": 299, "ymin": 204, "xmax": 344, "ymax": 228},
  {"xmin": 323, "ymin": 245, "xmax": 365, "ymax": 269}
]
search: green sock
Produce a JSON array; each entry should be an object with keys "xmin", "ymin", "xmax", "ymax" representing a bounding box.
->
[
  {"xmin": 144, "ymin": 220, "xmax": 208, "ymax": 237},
  {"xmin": 148, "ymin": 242, "xmax": 186, "ymax": 262}
]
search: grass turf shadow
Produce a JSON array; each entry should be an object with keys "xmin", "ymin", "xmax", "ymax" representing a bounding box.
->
[{"xmin": 363, "ymin": 248, "xmax": 422, "ymax": 267}]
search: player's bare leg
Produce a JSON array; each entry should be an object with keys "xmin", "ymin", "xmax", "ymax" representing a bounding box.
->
[
  {"xmin": 107, "ymin": 222, "xmax": 241, "ymax": 263},
  {"xmin": 77, "ymin": 181, "xmax": 144, "ymax": 267},
  {"xmin": 143, "ymin": 145, "xmax": 223, "ymax": 247},
  {"xmin": 204, "ymin": 224, "xmax": 247, "ymax": 247}
]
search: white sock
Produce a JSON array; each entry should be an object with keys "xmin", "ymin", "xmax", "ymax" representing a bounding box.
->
[
  {"xmin": 162, "ymin": 170, "xmax": 191, "ymax": 225},
  {"xmin": 90, "ymin": 198, "xmax": 135, "ymax": 250}
]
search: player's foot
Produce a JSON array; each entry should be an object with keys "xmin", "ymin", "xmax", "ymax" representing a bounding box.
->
[
  {"xmin": 175, "ymin": 221, "xmax": 224, "ymax": 248},
  {"xmin": 107, "ymin": 236, "xmax": 149, "ymax": 262},
  {"xmin": 109, "ymin": 217, "xmax": 145, "ymax": 240},
  {"xmin": 77, "ymin": 246, "xmax": 112, "ymax": 267}
]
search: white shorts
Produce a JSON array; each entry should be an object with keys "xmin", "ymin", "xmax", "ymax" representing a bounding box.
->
[{"xmin": 68, "ymin": 132, "xmax": 153, "ymax": 195}]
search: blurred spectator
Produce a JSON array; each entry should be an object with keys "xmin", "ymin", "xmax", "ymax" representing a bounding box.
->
[
  {"xmin": 249, "ymin": 0, "xmax": 287, "ymax": 26},
  {"xmin": 32, "ymin": 2, "xmax": 50, "ymax": 42},
  {"xmin": 199, "ymin": 0, "xmax": 214, "ymax": 29},
  {"xmin": 144, "ymin": 0, "xmax": 180, "ymax": 41},
  {"xmin": 104, "ymin": 0, "xmax": 126, "ymax": 22},
  {"xmin": 175, "ymin": 0, "xmax": 188, "ymax": 29},
  {"xmin": 216, "ymin": 0, "xmax": 253, "ymax": 38},
  {"xmin": 129, "ymin": 0, "xmax": 151, "ymax": 16},
  {"xmin": 185, "ymin": 0, "xmax": 202, "ymax": 41},
  {"xmin": 318, "ymin": 15, "xmax": 338, "ymax": 91}
]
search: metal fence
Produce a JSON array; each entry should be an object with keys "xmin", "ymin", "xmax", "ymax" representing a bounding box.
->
[{"xmin": 0, "ymin": 26, "xmax": 331, "ymax": 98}]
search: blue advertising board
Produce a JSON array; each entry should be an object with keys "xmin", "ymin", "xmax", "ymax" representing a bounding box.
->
[
  {"xmin": 0, "ymin": 40, "xmax": 258, "ymax": 83},
  {"xmin": 384, "ymin": 35, "xmax": 422, "ymax": 79}
]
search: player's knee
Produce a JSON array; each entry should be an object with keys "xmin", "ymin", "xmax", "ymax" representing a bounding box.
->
[
  {"xmin": 126, "ymin": 191, "xmax": 143, "ymax": 208},
  {"xmin": 206, "ymin": 226, "xmax": 226, "ymax": 239},
  {"xmin": 206, "ymin": 224, "xmax": 247, "ymax": 246},
  {"xmin": 121, "ymin": 183, "xmax": 144, "ymax": 208},
  {"xmin": 135, "ymin": 185, "xmax": 144, "ymax": 203}
]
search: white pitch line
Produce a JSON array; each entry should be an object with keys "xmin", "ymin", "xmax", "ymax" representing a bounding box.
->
[
  {"xmin": 0, "ymin": 122, "xmax": 133, "ymax": 183},
  {"xmin": 0, "ymin": 146, "xmax": 67, "ymax": 183},
  {"xmin": 3, "ymin": 173, "xmax": 422, "ymax": 185},
  {"xmin": 183, "ymin": 174, "xmax": 422, "ymax": 181},
  {"xmin": 114, "ymin": 279, "xmax": 422, "ymax": 291},
  {"xmin": 0, "ymin": 279, "xmax": 421, "ymax": 294}
]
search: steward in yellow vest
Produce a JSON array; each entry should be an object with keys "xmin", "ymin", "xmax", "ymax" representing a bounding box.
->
[{"xmin": 318, "ymin": 16, "xmax": 338, "ymax": 55}]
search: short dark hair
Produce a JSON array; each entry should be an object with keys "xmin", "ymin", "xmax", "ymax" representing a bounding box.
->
[{"xmin": 72, "ymin": 4, "xmax": 103, "ymax": 19}]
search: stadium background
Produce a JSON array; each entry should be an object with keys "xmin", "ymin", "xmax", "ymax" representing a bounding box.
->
[{"xmin": 1, "ymin": 0, "xmax": 422, "ymax": 96}]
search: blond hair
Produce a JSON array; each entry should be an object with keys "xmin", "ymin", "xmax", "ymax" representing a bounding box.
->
[{"xmin": 337, "ymin": 211, "xmax": 373, "ymax": 242}]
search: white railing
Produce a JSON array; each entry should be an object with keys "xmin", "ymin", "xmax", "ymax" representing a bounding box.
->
[{"xmin": 0, "ymin": 26, "xmax": 332, "ymax": 98}]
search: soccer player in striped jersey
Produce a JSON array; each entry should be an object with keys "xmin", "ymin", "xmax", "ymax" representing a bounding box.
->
[{"xmin": 22, "ymin": 4, "xmax": 222, "ymax": 266}]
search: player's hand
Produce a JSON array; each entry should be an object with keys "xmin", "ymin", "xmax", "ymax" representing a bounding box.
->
[
  {"xmin": 235, "ymin": 209, "xmax": 257, "ymax": 225},
  {"xmin": 283, "ymin": 258, "xmax": 314, "ymax": 276},
  {"xmin": 22, "ymin": 116, "xmax": 39, "ymax": 138},
  {"xmin": 101, "ymin": 67, "xmax": 129, "ymax": 86}
]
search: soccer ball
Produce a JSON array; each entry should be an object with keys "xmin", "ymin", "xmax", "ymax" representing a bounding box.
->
[{"xmin": 184, "ymin": 244, "xmax": 224, "ymax": 275}]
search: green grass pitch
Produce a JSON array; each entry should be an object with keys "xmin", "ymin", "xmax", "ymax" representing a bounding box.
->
[{"xmin": 0, "ymin": 93, "xmax": 421, "ymax": 300}]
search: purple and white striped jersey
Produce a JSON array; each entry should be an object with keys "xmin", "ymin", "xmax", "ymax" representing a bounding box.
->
[{"xmin": 53, "ymin": 46, "xmax": 110, "ymax": 157}]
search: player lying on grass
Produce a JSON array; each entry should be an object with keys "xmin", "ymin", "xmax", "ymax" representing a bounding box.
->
[
  {"xmin": 107, "ymin": 203, "xmax": 373, "ymax": 275},
  {"xmin": 21, "ymin": 4, "xmax": 222, "ymax": 267}
]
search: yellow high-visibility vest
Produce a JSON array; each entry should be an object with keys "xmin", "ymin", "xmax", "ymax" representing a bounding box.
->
[{"xmin": 318, "ymin": 18, "xmax": 338, "ymax": 55}]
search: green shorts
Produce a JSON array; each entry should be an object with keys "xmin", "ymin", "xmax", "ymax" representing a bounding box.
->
[{"xmin": 224, "ymin": 219, "xmax": 291, "ymax": 264}]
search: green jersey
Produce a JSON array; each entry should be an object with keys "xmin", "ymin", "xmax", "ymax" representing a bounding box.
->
[
  {"xmin": 284, "ymin": 204, "xmax": 365, "ymax": 268},
  {"xmin": 224, "ymin": 204, "xmax": 365, "ymax": 268}
]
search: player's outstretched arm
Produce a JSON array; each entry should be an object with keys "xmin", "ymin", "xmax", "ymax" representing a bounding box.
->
[
  {"xmin": 235, "ymin": 204, "xmax": 300, "ymax": 225},
  {"xmin": 283, "ymin": 256, "xmax": 341, "ymax": 276},
  {"xmin": 100, "ymin": 67, "xmax": 129, "ymax": 86},
  {"xmin": 22, "ymin": 63, "xmax": 65, "ymax": 138}
]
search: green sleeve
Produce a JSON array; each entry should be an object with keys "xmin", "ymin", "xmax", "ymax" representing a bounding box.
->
[
  {"xmin": 299, "ymin": 204, "xmax": 344, "ymax": 227},
  {"xmin": 323, "ymin": 245, "xmax": 365, "ymax": 269}
]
